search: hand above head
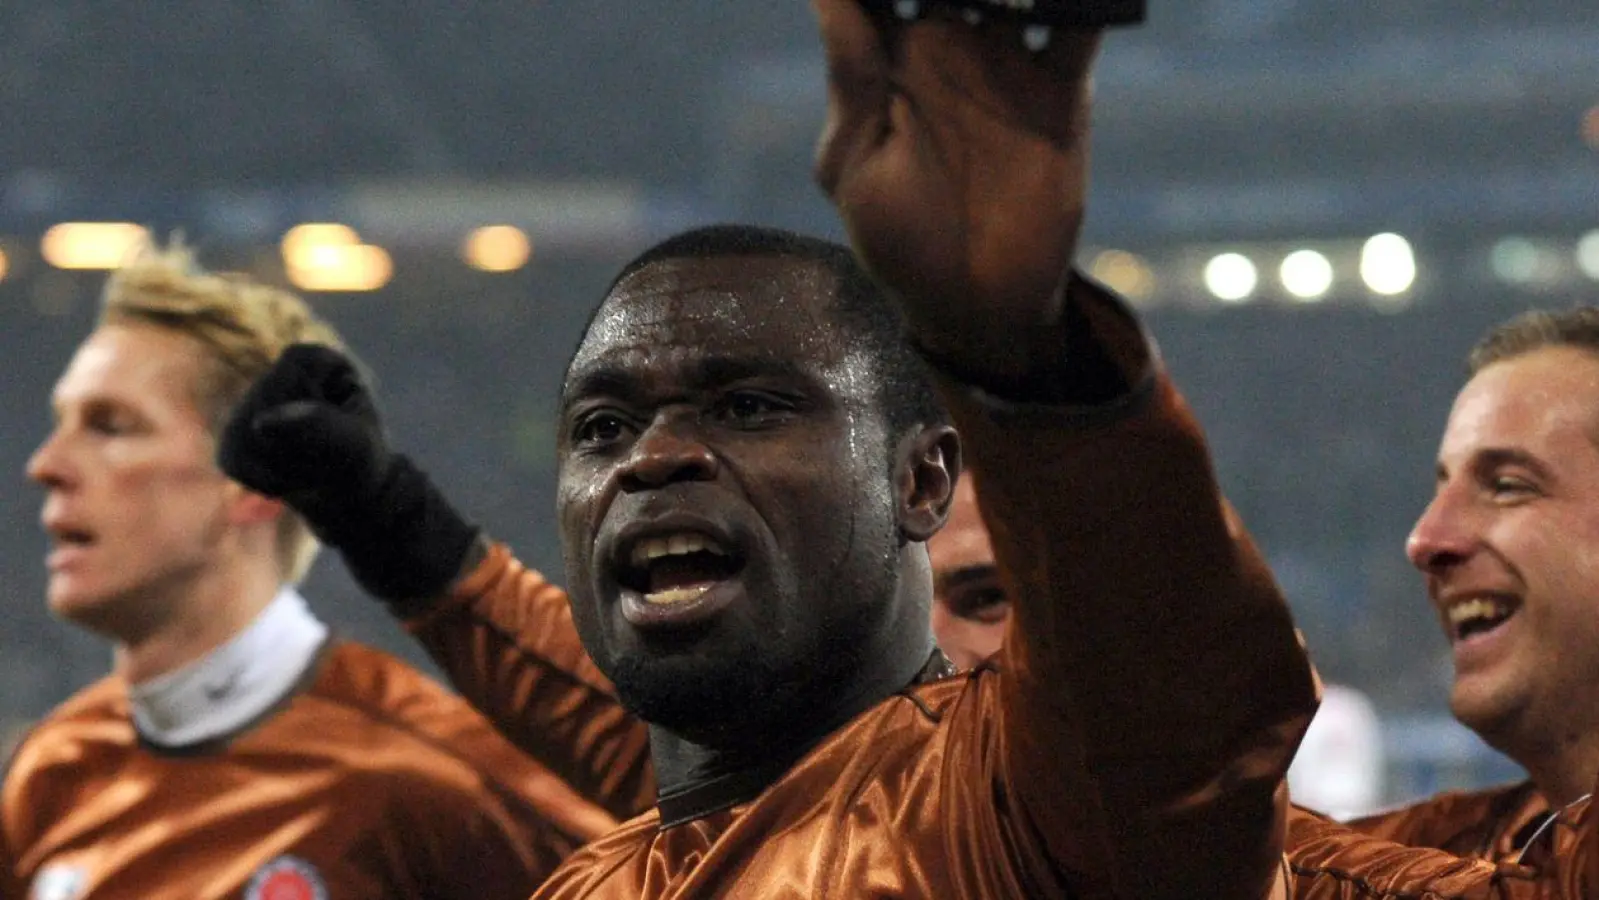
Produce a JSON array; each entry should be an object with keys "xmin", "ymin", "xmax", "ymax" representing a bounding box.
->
[
  {"xmin": 813, "ymin": 0, "xmax": 1111, "ymax": 387},
  {"xmin": 219, "ymin": 343, "xmax": 481, "ymax": 607}
]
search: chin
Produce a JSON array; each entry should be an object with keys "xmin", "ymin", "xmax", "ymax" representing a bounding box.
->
[
  {"xmin": 609, "ymin": 648, "xmax": 789, "ymax": 735},
  {"xmin": 1449, "ymin": 680, "xmax": 1525, "ymax": 746},
  {"xmin": 47, "ymin": 582, "xmax": 132, "ymax": 634}
]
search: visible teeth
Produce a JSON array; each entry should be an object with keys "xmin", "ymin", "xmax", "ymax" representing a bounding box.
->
[
  {"xmin": 644, "ymin": 586, "xmax": 711, "ymax": 606},
  {"xmin": 628, "ymin": 533, "xmax": 725, "ymax": 568},
  {"xmin": 1447, "ymin": 597, "xmax": 1512, "ymax": 629}
]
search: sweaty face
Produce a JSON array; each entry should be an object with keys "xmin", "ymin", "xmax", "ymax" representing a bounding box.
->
[
  {"xmin": 928, "ymin": 479, "xmax": 1008, "ymax": 670},
  {"xmin": 556, "ymin": 255, "xmax": 904, "ymax": 733},
  {"xmin": 1407, "ymin": 346, "xmax": 1599, "ymax": 749},
  {"xmin": 28, "ymin": 325, "xmax": 235, "ymax": 637}
]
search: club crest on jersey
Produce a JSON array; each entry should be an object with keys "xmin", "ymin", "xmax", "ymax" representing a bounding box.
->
[
  {"xmin": 245, "ymin": 856, "xmax": 328, "ymax": 900},
  {"xmin": 30, "ymin": 863, "xmax": 87, "ymax": 900}
]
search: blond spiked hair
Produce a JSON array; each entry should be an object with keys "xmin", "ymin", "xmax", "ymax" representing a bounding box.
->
[{"xmin": 99, "ymin": 239, "xmax": 347, "ymax": 583}]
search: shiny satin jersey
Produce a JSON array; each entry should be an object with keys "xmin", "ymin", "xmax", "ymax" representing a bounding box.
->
[
  {"xmin": 534, "ymin": 669, "xmax": 1078, "ymax": 899},
  {"xmin": 1349, "ymin": 782, "xmax": 1559, "ymax": 862},
  {"xmin": 1, "ymin": 641, "xmax": 618, "ymax": 900}
]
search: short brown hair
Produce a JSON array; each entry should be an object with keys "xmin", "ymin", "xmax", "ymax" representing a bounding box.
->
[
  {"xmin": 99, "ymin": 239, "xmax": 346, "ymax": 583},
  {"xmin": 1469, "ymin": 307, "xmax": 1599, "ymax": 375}
]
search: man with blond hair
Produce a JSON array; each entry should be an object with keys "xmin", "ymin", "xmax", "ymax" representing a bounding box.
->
[{"xmin": 1, "ymin": 244, "xmax": 650, "ymax": 900}]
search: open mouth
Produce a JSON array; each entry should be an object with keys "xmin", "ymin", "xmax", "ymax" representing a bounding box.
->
[
  {"xmin": 48, "ymin": 525, "xmax": 96, "ymax": 551},
  {"xmin": 1446, "ymin": 596, "xmax": 1518, "ymax": 642},
  {"xmin": 616, "ymin": 531, "xmax": 743, "ymax": 606}
]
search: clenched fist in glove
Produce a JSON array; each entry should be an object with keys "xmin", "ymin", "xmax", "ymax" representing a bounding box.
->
[{"xmin": 218, "ymin": 344, "xmax": 481, "ymax": 609}]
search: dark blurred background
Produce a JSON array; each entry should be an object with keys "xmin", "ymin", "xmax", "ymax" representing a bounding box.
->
[{"xmin": 2, "ymin": 1, "xmax": 1596, "ymax": 805}]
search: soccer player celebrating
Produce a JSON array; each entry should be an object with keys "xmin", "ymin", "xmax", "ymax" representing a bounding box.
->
[{"xmin": 217, "ymin": 2, "xmax": 1599, "ymax": 896}]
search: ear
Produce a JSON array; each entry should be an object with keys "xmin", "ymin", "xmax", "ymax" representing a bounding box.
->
[
  {"xmin": 894, "ymin": 425, "xmax": 962, "ymax": 543},
  {"xmin": 224, "ymin": 481, "xmax": 288, "ymax": 528}
]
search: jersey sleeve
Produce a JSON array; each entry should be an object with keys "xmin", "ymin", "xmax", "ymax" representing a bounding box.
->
[
  {"xmin": 402, "ymin": 542, "xmax": 655, "ymax": 821},
  {"xmin": 392, "ymin": 767, "xmax": 571, "ymax": 900},
  {"xmin": 939, "ymin": 275, "xmax": 1320, "ymax": 899}
]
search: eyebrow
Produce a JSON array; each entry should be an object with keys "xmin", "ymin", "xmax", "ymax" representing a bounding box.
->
[
  {"xmin": 562, "ymin": 354, "xmax": 819, "ymax": 413},
  {"xmin": 1438, "ymin": 447, "xmax": 1554, "ymax": 483},
  {"xmin": 936, "ymin": 564, "xmax": 1001, "ymax": 592}
]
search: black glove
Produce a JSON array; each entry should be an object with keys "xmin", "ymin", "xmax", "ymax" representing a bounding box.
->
[{"xmin": 218, "ymin": 344, "xmax": 480, "ymax": 608}]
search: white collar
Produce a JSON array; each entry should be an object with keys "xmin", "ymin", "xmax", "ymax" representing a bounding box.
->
[{"xmin": 128, "ymin": 585, "xmax": 329, "ymax": 747}]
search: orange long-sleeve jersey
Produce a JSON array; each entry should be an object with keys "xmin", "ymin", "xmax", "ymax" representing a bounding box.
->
[
  {"xmin": 1, "ymin": 640, "xmax": 623, "ymax": 900},
  {"xmin": 415, "ymin": 279, "xmax": 1599, "ymax": 898},
  {"xmin": 420, "ymin": 283, "xmax": 1317, "ymax": 898},
  {"xmin": 1348, "ymin": 782, "xmax": 1554, "ymax": 862},
  {"xmin": 402, "ymin": 543, "xmax": 656, "ymax": 824}
]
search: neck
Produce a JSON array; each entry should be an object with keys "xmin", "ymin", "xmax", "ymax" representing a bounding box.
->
[
  {"xmin": 647, "ymin": 643, "xmax": 941, "ymax": 826},
  {"xmin": 649, "ymin": 544, "xmax": 941, "ymax": 816},
  {"xmin": 113, "ymin": 554, "xmax": 286, "ymax": 685},
  {"xmin": 127, "ymin": 585, "xmax": 329, "ymax": 747},
  {"xmin": 1510, "ymin": 728, "xmax": 1599, "ymax": 808}
]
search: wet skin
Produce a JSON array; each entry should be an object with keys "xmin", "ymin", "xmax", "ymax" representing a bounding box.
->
[{"xmin": 556, "ymin": 254, "xmax": 950, "ymax": 779}]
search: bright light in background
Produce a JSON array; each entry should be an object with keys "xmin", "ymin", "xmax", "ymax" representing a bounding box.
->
[
  {"xmin": 1490, "ymin": 237, "xmax": 1556, "ymax": 285},
  {"xmin": 462, "ymin": 225, "xmax": 532, "ymax": 273},
  {"xmin": 1360, "ymin": 233, "xmax": 1417, "ymax": 295},
  {"xmin": 41, "ymin": 222, "xmax": 149, "ymax": 270},
  {"xmin": 285, "ymin": 243, "xmax": 393, "ymax": 292},
  {"xmin": 1089, "ymin": 249, "xmax": 1156, "ymax": 303},
  {"xmin": 281, "ymin": 223, "xmax": 391, "ymax": 292},
  {"xmin": 1204, "ymin": 253, "xmax": 1258, "ymax": 303},
  {"xmin": 1280, "ymin": 249, "xmax": 1334, "ymax": 301},
  {"xmin": 1577, "ymin": 230, "xmax": 1599, "ymax": 281},
  {"xmin": 0, "ymin": 246, "xmax": 8, "ymax": 283},
  {"xmin": 281, "ymin": 223, "xmax": 360, "ymax": 266}
]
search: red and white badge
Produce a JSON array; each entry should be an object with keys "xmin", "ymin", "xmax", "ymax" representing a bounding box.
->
[{"xmin": 245, "ymin": 856, "xmax": 328, "ymax": 900}]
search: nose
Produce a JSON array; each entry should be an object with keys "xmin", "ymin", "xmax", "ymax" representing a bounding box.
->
[
  {"xmin": 26, "ymin": 430, "xmax": 74, "ymax": 490},
  {"xmin": 617, "ymin": 415, "xmax": 718, "ymax": 492},
  {"xmin": 1405, "ymin": 485, "xmax": 1474, "ymax": 574}
]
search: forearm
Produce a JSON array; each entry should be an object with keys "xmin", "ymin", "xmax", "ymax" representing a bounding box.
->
[
  {"xmin": 956, "ymin": 275, "xmax": 1317, "ymax": 898},
  {"xmin": 405, "ymin": 542, "xmax": 655, "ymax": 820}
]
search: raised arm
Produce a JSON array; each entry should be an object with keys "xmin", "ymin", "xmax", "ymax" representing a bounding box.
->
[
  {"xmin": 813, "ymin": 5, "xmax": 1599, "ymax": 899},
  {"xmin": 218, "ymin": 345, "xmax": 652, "ymax": 820},
  {"xmin": 814, "ymin": 4, "xmax": 1314, "ymax": 897}
]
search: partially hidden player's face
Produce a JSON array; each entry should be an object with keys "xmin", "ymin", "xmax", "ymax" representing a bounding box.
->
[
  {"xmin": 28, "ymin": 324, "xmax": 236, "ymax": 635},
  {"xmin": 928, "ymin": 479, "xmax": 1009, "ymax": 671},
  {"xmin": 1407, "ymin": 346, "xmax": 1599, "ymax": 747},
  {"xmin": 557, "ymin": 255, "xmax": 908, "ymax": 732}
]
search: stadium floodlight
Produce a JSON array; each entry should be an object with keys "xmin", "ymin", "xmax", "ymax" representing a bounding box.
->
[
  {"xmin": 41, "ymin": 223, "xmax": 150, "ymax": 270},
  {"xmin": 463, "ymin": 225, "xmax": 533, "ymax": 273},
  {"xmin": 1203, "ymin": 253, "xmax": 1258, "ymax": 303},
  {"xmin": 1280, "ymin": 250, "xmax": 1334, "ymax": 301},
  {"xmin": 1360, "ymin": 233, "xmax": 1417, "ymax": 296},
  {"xmin": 1577, "ymin": 230, "xmax": 1599, "ymax": 282},
  {"xmin": 1490, "ymin": 237, "xmax": 1550, "ymax": 285},
  {"xmin": 286, "ymin": 244, "xmax": 393, "ymax": 292}
]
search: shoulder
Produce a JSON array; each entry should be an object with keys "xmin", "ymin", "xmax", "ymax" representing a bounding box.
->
[
  {"xmin": 536, "ymin": 814, "xmax": 663, "ymax": 895},
  {"xmin": 289, "ymin": 642, "xmax": 611, "ymax": 829},
  {"xmin": 5, "ymin": 677, "xmax": 131, "ymax": 777},
  {"xmin": 3, "ymin": 678, "xmax": 132, "ymax": 832},
  {"xmin": 297, "ymin": 640, "xmax": 484, "ymax": 739},
  {"xmin": 896, "ymin": 665, "xmax": 996, "ymax": 725},
  {"xmin": 1344, "ymin": 780, "xmax": 1537, "ymax": 848}
]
